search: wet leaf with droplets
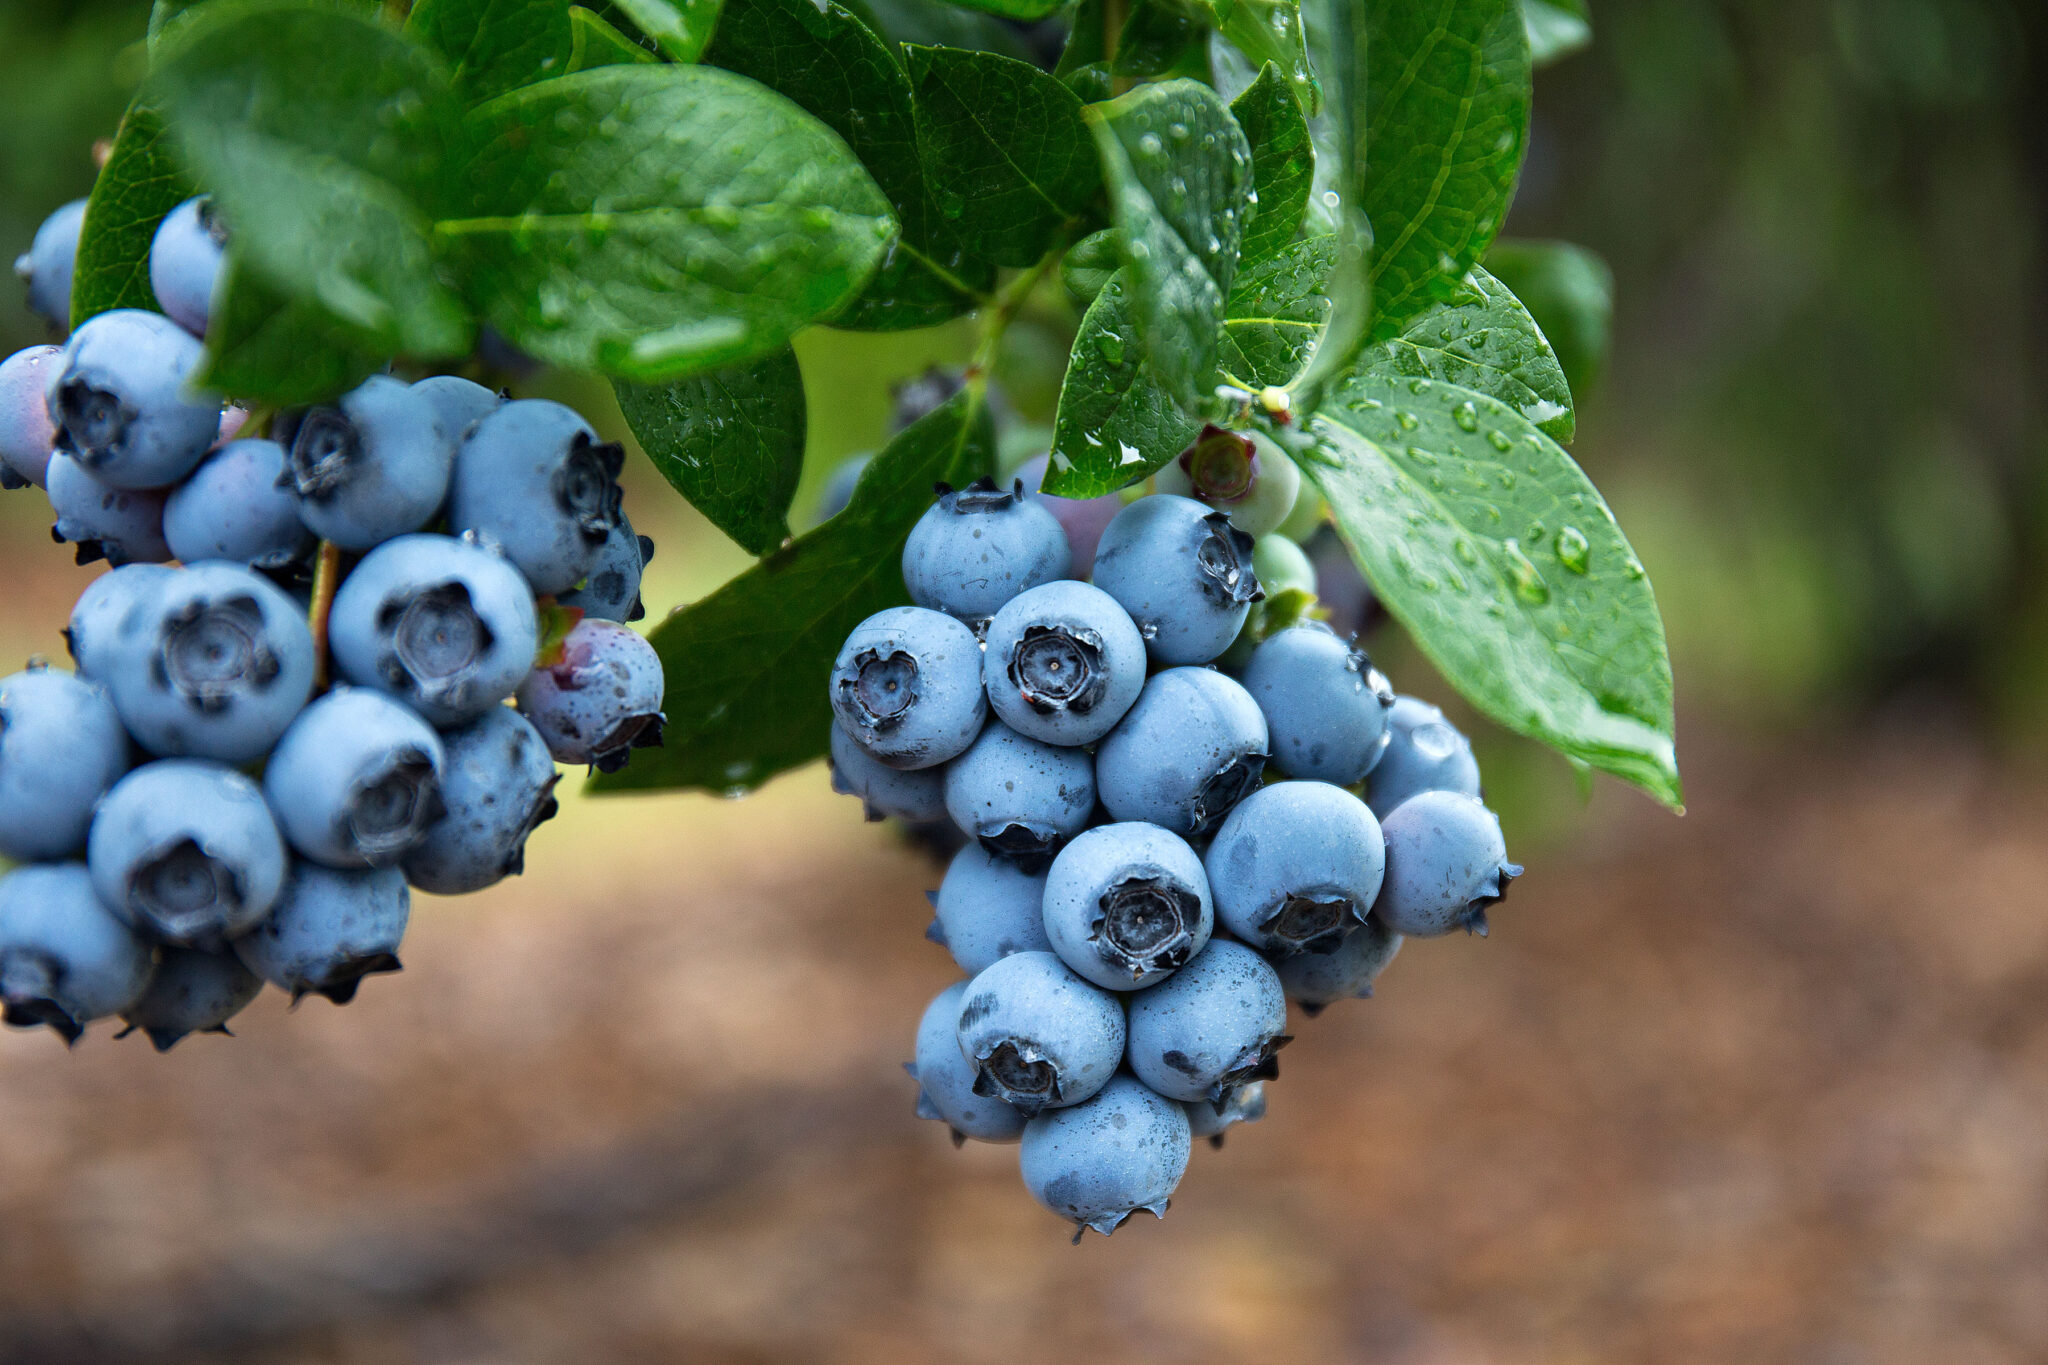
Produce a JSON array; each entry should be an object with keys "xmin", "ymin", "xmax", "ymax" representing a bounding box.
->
[
  {"xmin": 408, "ymin": 0, "xmax": 576, "ymax": 106},
  {"xmin": 1045, "ymin": 269, "xmax": 1203, "ymax": 498},
  {"xmin": 1231, "ymin": 62, "xmax": 1314, "ymax": 264},
  {"xmin": 1366, "ymin": 264, "xmax": 1576, "ymax": 441},
  {"xmin": 1217, "ymin": 232, "xmax": 1335, "ymax": 387},
  {"xmin": 1483, "ymin": 236, "xmax": 1612, "ymax": 402}
]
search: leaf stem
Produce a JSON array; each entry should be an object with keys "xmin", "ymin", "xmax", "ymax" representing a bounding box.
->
[{"xmin": 307, "ymin": 541, "xmax": 343, "ymax": 690}]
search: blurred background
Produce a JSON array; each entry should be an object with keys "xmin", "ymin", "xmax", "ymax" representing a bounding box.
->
[{"xmin": 1, "ymin": 0, "xmax": 2044, "ymax": 1360}]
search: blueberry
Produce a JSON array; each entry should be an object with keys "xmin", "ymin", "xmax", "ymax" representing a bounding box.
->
[
  {"xmin": 830, "ymin": 721, "xmax": 947, "ymax": 824},
  {"xmin": 451, "ymin": 399, "xmax": 625, "ymax": 594},
  {"xmin": 1373, "ymin": 790, "xmax": 1521, "ymax": 937},
  {"xmin": 104, "ymin": 561, "xmax": 317, "ymax": 763},
  {"xmin": 1094, "ymin": 666, "xmax": 1268, "ymax": 839},
  {"xmin": 408, "ymin": 374, "xmax": 503, "ymax": 445},
  {"xmin": 15, "ymin": 198, "xmax": 86, "ymax": 333},
  {"xmin": 1153, "ymin": 426, "xmax": 1302, "ymax": 537},
  {"xmin": 329, "ymin": 533, "xmax": 540, "ymax": 727},
  {"xmin": 164, "ymin": 438, "xmax": 314, "ymax": 569},
  {"xmin": 1126, "ymin": 939, "xmax": 1289, "ymax": 1104},
  {"xmin": 1366, "ymin": 695, "xmax": 1482, "ymax": 821},
  {"xmin": 0, "ymin": 863, "xmax": 156, "ymax": 1043},
  {"xmin": 982, "ymin": 580, "xmax": 1145, "ymax": 747},
  {"xmin": 901, "ymin": 479, "xmax": 1070, "ymax": 630},
  {"xmin": 955, "ymin": 950, "xmax": 1126, "ymax": 1115},
  {"xmin": 1019, "ymin": 1073, "xmax": 1191, "ymax": 1239},
  {"xmin": 1013, "ymin": 453, "xmax": 1123, "ymax": 578},
  {"xmin": 232, "ymin": 863, "xmax": 409, "ymax": 1004},
  {"xmin": 929, "ymin": 842, "xmax": 1052, "ymax": 975},
  {"xmin": 118, "ymin": 945, "xmax": 263, "ymax": 1051},
  {"xmin": 88, "ymin": 759, "xmax": 288, "ymax": 945},
  {"xmin": 45, "ymin": 308, "xmax": 220, "ymax": 489},
  {"xmin": 1042, "ymin": 822, "xmax": 1212, "ymax": 991},
  {"xmin": 890, "ymin": 367, "xmax": 969, "ymax": 433},
  {"xmin": 0, "ymin": 344, "xmax": 61, "ymax": 488},
  {"xmin": 45, "ymin": 448, "xmax": 172, "ymax": 566},
  {"xmin": 148, "ymin": 197, "xmax": 226, "ymax": 337},
  {"xmin": 1275, "ymin": 914, "xmax": 1401, "ymax": 1014},
  {"xmin": 65, "ymin": 563, "xmax": 175, "ymax": 680},
  {"xmin": 814, "ymin": 452, "xmax": 870, "ymax": 523},
  {"xmin": 1186, "ymin": 1080, "xmax": 1266, "ymax": 1147},
  {"xmin": 1240, "ymin": 624, "xmax": 1395, "ymax": 785},
  {"xmin": 943, "ymin": 721, "xmax": 1096, "ymax": 871},
  {"xmin": 401, "ymin": 707, "xmax": 560, "ymax": 895},
  {"xmin": 557, "ymin": 512, "xmax": 651, "ymax": 623},
  {"xmin": 911, "ymin": 980, "xmax": 1027, "ymax": 1145},
  {"xmin": 829, "ymin": 606, "xmax": 986, "ymax": 770},
  {"xmin": 264, "ymin": 688, "xmax": 446, "ymax": 869},
  {"xmin": 1204, "ymin": 780, "xmax": 1385, "ymax": 955},
  {"xmin": 0, "ymin": 667, "xmax": 130, "ymax": 861},
  {"xmin": 516, "ymin": 618, "xmax": 666, "ymax": 773},
  {"xmin": 1092, "ymin": 494, "xmax": 1263, "ymax": 665},
  {"xmin": 280, "ymin": 374, "xmax": 455, "ymax": 550}
]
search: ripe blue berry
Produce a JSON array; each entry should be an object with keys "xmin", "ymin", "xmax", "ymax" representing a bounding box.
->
[
  {"xmin": 557, "ymin": 513, "xmax": 652, "ymax": 623},
  {"xmin": 516, "ymin": 618, "xmax": 666, "ymax": 773},
  {"xmin": 46, "ymin": 308, "xmax": 220, "ymax": 488},
  {"xmin": 1125, "ymin": 939, "xmax": 1289, "ymax": 1104},
  {"xmin": 45, "ymin": 448, "xmax": 172, "ymax": 566},
  {"xmin": 1042, "ymin": 822, "xmax": 1212, "ymax": 991},
  {"xmin": 1153, "ymin": 426, "xmax": 1302, "ymax": 537},
  {"xmin": 1019, "ymin": 1073, "xmax": 1191, "ymax": 1239},
  {"xmin": 402, "ymin": 707, "xmax": 561, "ymax": 895},
  {"xmin": 942, "ymin": 721, "xmax": 1096, "ymax": 871},
  {"xmin": 829, "ymin": 606, "xmax": 986, "ymax": 770},
  {"xmin": 1366, "ymin": 696, "xmax": 1483, "ymax": 820},
  {"xmin": 0, "ymin": 863, "xmax": 156, "ymax": 1043},
  {"xmin": 329, "ymin": 533, "xmax": 540, "ymax": 727},
  {"xmin": 911, "ymin": 980, "xmax": 1027, "ymax": 1144},
  {"xmin": 1240, "ymin": 624, "xmax": 1395, "ymax": 785},
  {"xmin": 118, "ymin": 945, "xmax": 263, "ymax": 1051},
  {"xmin": 264, "ymin": 688, "xmax": 446, "ymax": 869},
  {"xmin": 164, "ymin": 438, "xmax": 314, "ymax": 569},
  {"xmin": 88, "ymin": 759, "xmax": 288, "ymax": 946},
  {"xmin": 1204, "ymin": 780, "xmax": 1385, "ymax": 955},
  {"xmin": 104, "ymin": 562, "xmax": 317, "ymax": 763},
  {"xmin": 450, "ymin": 399, "xmax": 625, "ymax": 594},
  {"xmin": 902, "ymin": 478, "xmax": 1071, "ymax": 628},
  {"xmin": 955, "ymin": 950, "xmax": 1126, "ymax": 1115},
  {"xmin": 1186, "ymin": 1080, "xmax": 1266, "ymax": 1147},
  {"xmin": 15, "ymin": 199, "xmax": 86, "ymax": 333},
  {"xmin": 829, "ymin": 721, "xmax": 947, "ymax": 824},
  {"xmin": 65, "ymin": 563, "xmax": 174, "ymax": 680},
  {"xmin": 408, "ymin": 374, "xmax": 503, "ymax": 444},
  {"xmin": 929, "ymin": 842, "xmax": 1051, "ymax": 975},
  {"xmin": 281, "ymin": 374, "xmax": 454, "ymax": 550},
  {"xmin": 982, "ymin": 580, "xmax": 1145, "ymax": 747},
  {"xmin": 1094, "ymin": 666, "xmax": 1268, "ymax": 839},
  {"xmin": 148, "ymin": 197, "xmax": 226, "ymax": 337},
  {"xmin": 0, "ymin": 344, "xmax": 61, "ymax": 488},
  {"xmin": 1013, "ymin": 453, "xmax": 1122, "ymax": 577},
  {"xmin": 1373, "ymin": 790, "xmax": 1521, "ymax": 937},
  {"xmin": 232, "ymin": 863, "xmax": 410, "ymax": 1004},
  {"xmin": 0, "ymin": 667, "xmax": 130, "ymax": 862},
  {"xmin": 1092, "ymin": 494, "xmax": 1262, "ymax": 665},
  {"xmin": 1275, "ymin": 914, "xmax": 1401, "ymax": 1014}
]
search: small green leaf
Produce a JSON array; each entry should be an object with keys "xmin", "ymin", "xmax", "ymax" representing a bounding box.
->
[
  {"xmin": 942, "ymin": 0, "xmax": 1067, "ymax": 18},
  {"xmin": 200, "ymin": 256, "xmax": 387, "ymax": 404},
  {"xmin": 448, "ymin": 65, "xmax": 896, "ymax": 381},
  {"xmin": 1045, "ymin": 269, "xmax": 1201, "ymax": 498},
  {"xmin": 569, "ymin": 6, "xmax": 658, "ymax": 68},
  {"xmin": 611, "ymin": 0, "xmax": 723, "ymax": 61},
  {"xmin": 1522, "ymin": 0, "xmax": 1590, "ymax": 66},
  {"xmin": 1367, "ymin": 265, "xmax": 1574, "ymax": 442},
  {"xmin": 1218, "ymin": 232, "xmax": 1334, "ymax": 388},
  {"xmin": 70, "ymin": 101, "xmax": 194, "ymax": 327},
  {"xmin": 1088, "ymin": 79, "xmax": 1251, "ymax": 403},
  {"xmin": 1231, "ymin": 62, "xmax": 1313, "ymax": 263},
  {"xmin": 614, "ymin": 347, "xmax": 806, "ymax": 556},
  {"xmin": 408, "ymin": 0, "xmax": 577, "ymax": 104},
  {"xmin": 1298, "ymin": 369, "xmax": 1678, "ymax": 806},
  {"xmin": 1055, "ymin": 0, "xmax": 1107, "ymax": 74},
  {"xmin": 1212, "ymin": 0, "xmax": 1318, "ymax": 117},
  {"xmin": 849, "ymin": 0, "xmax": 1040, "ymax": 64},
  {"xmin": 589, "ymin": 389, "xmax": 995, "ymax": 795},
  {"xmin": 1483, "ymin": 237, "xmax": 1611, "ymax": 400},
  {"xmin": 904, "ymin": 47, "xmax": 1100, "ymax": 267},
  {"xmin": 1113, "ymin": 0, "xmax": 1210, "ymax": 79}
]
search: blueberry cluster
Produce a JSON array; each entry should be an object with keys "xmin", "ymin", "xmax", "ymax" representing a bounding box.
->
[
  {"xmin": 0, "ymin": 200, "xmax": 667, "ymax": 1048},
  {"xmin": 828, "ymin": 425, "xmax": 1521, "ymax": 1240}
]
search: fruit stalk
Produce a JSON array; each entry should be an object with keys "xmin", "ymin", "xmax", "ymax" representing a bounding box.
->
[{"xmin": 307, "ymin": 539, "xmax": 343, "ymax": 690}]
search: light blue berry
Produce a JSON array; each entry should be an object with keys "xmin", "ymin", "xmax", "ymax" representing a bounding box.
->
[
  {"xmin": 65, "ymin": 563, "xmax": 174, "ymax": 680},
  {"xmin": 902, "ymin": 478, "xmax": 1070, "ymax": 628},
  {"xmin": 942, "ymin": 721, "xmax": 1096, "ymax": 871},
  {"xmin": 450, "ymin": 399, "xmax": 625, "ymax": 594},
  {"xmin": 1366, "ymin": 696, "xmax": 1482, "ymax": 821},
  {"xmin": 1012, "ymin": 452, "xmax": 1122, "ymax": 577},
  {"xmin": 1241, "ymin": 623, "xmax": 1395, "ymax": 785},
  {"xmin": 402, "ymin": 707, "xmax": 561, "ymax": 895},
  {"xmin": 15, "ymin": 199, "xmax": 86, "ymax": 333},
  {"xmin": 516, "ymin": 618, "xmax": 666, "ymax": 773},
  {"xmin": 264, "ymin": 688, "xmax": 446, "ymax": 869},
  {"xmin": 45, "ymin": 448, "xmax": 172, "ymax": 566},
  {"xmin": 829, "ymin": 606, "xmax": 986, "ymax": 771},
  {"xmin": 1275, "ymin": 914, "xmax": 1401, "ymax": 1013},
  {"xmin": 408, "ymin": 374, "xmax": 503, "ymax": 445},
  {"xmin": 1126, "ymin": 939, "xmax": 1289, "ymax": 1104},
  {"xmin": 89, "ymin": 759, "xmax": 288, "ymax": 946},
  {"xmin": 830, "ymin": 721, "xmax": 947, "ymax": 824},
  {"xmin": 1091, "ymin": 494, "xmax": 1262, "ymax": 665},
  {"xmin": 164, "ymin": 438, "xmax": 313, "ymax": 569},
  {"xmin": 911, "ymin": 980, "xmax": 1027, "ymax": 1144},
  {"xmin": 148, "ymin": 197, "xmax": 226, "ymax": 337},
  {"xmin": 1019, "ymin": 1073, "xmax": 1191, "ymax": 1239},
  {"xmin": 955, "ymin": 950, "xmax": 1126, "ymax": 1115},
  {"xmin": 283, "ymin": 374, "xmax": 454, "ymax": 550},
  {"xmin": 557, "ymin": 513, "xmax": 651, "ymax": 623},
  {"xmin": 930, "ymin": 842, "xmax": 1051, "ymax": 975},
  {"xmin": 1373, "ymin": 790, "xmax": 1521, "ymax": 937},
  {"xmin": 1095, "ymin": 666, "xmax": 1268, "ymax": 839},
  {"xmin": 0, "ymin": 863, "xmax": 156, "ymax": 1043},
  {"xmin": 46, "ymin": 308, "xmax": 219, "ymax": 488},
  {"xmin": 118, "ymin": 945, "xmax": 262, "ymax": 1051},
  {"xmin": 982, "ymin": 580, "xmax": 1145, "ymax": 747},
  {"xmin": 1042, "ymin": 822, "xmax": 1212, "ymax": 991},
  {"xmin": 232, "ymin": 863, "xmax": 410, "ymax": 1004},
  {"xmin": 1204, "ymin": 780, "xmax": 1386, "ymax": 955},
  {"xmin": 0, "ymin": 667, "xmax": 130, "ymax": 861},
  {"xmin": 0, "ymin": 344, "xmax": 61, "ymax": 488}
]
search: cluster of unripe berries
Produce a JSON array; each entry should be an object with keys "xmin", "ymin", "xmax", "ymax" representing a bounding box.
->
[
  {"xmin": 826, "ymin": 424, "xmax": 1522, "ymax": 1239},
  {"xmin": 0, "ymin": 198, "xmax": 666, "ymax": 1048}
]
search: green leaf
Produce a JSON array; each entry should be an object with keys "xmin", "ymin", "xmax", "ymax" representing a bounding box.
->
[
  {"xmin": 1212, "ymin": 0, "xmax": 1319, "ymax": 117},
  {"xmin": 1088, "ymin": 79, "xmax": 1251, "ymax": 403},
  {"xmin": 1298, "ymin": 370, "xmax": 1678, "ymax": 806},
  {"xmin": 614, "ymin": 347, "xmax": 806, "ymax": 556},
  {"xmin": 1290, "ymin": 0, "xmax": 1369, "ymax": 390},
  {"xmin": 1113, "ymin": 0, "xmax": 1210, "ymax": 79},
  {"xmin": 1366, "ymin": 264, "xmax": 1574, "ymax": 441},
  {"xmin": 904, "ymin": 47, "xmax": 1100, "ymax": 268},
  {"xmin": 611, "ymin": 0, "xmax": 723, "ymax": 61},
  {"xmin": 590, "ymin": 389, "xmax": 996, "ymax": 795},
  {"xmin": 847, "ymin": 0, "xmax": 1039, "ymax": 64},
  {"xmin": 408, "ymin": 0, "xmax": 577, "ymax": 104},
  {"xmin": 1218, "ymin": 232, "xmax": 1334, "ymax": 387},
  {"xmin": 70, "ymin": 101, "xmax": 194, "ymax": 327},
  {"xmin": 200, "ymin": 256, "xmax": 387, "ymax": 404},
  {"xmin": 149, "ymin": 0, "xmax": 474, "ymax": 360},
  {"xmin": 1483, "ymin": 237, "xmax": 1611, "ymax": 400},
  {"xmin": 569, "ymin": 6, "xmax": 658, "ymax": 68},
  {"xmin": 1045, "ymin": 268, "xmax": 1201, "ymax": 497},
  {"xmin": 942, "ymin": 0, "xmax": 1066, "ymax": 18},
  {"xmin": 1231, "ymin": 62, "xmax": 1312, "ymax": 263},
  {"xmin": 1055, "ymin": 0, "xmax": 1107, "ymax": 74},
  {"xmin": 706, "ymin": 0, "xmax": 991, "ymax": 331},
  {"xmin": 1362, "ymin": 0, "xmax": 1531, "ymax": 337},
  {"xmin": 448, "ymin": 65, "xmax": 896, "ymax": 381},
  {"xmin": 1522, "ymin": 0, "xmax": 1589, "ymax": 66}
]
